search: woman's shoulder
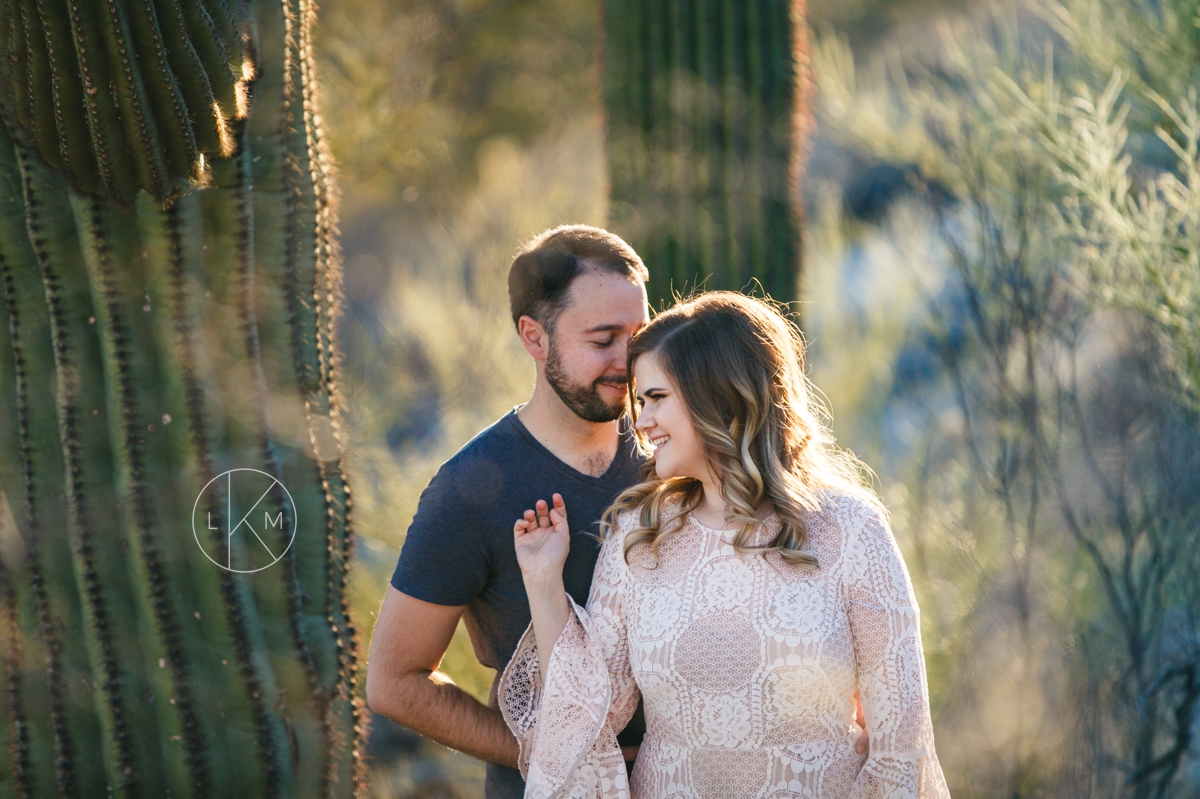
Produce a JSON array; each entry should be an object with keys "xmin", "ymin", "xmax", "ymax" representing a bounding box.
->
[
  {"xmin": 815, "ymin": 486, "xmax": 887, "ymax": 519},
  {"xmin": 803, "ymin": 486, "xmax": 892, "ymax": 547}
]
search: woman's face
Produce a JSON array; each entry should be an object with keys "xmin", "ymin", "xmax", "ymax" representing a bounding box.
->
[{"xmin": 633, "ymin": 351, "xmax": 709, "ymax": 482}]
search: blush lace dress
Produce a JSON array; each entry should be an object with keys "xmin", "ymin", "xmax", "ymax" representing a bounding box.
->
[{"xmin": 499, "ymin": 492, "xmax": 950, "ymax": 799}]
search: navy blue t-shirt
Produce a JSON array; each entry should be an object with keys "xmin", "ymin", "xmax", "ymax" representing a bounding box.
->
[{"xmin": 391, "ymin": 408, "xmax": 646, "ymax": 798}]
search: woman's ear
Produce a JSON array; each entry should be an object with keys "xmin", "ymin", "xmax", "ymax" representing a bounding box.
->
[{"xmin": 517, "ymin": 315, "xmax": 550, "ymax": 362}]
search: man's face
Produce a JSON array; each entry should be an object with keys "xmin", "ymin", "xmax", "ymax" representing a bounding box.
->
[{"xmin": 543, "ymin": 268, "xmax": 649, "ymax": 423}]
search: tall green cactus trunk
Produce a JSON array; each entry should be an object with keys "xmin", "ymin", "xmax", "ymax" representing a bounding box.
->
[
  {"xmin": 602, "ymin": 0, "xmax": 810, "ymax": 308},
  {"xmin": 0, "ymin": 0, "xmax": 365, "ymax": 796}
]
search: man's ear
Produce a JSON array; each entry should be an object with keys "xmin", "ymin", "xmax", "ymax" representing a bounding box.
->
[{"xmin": 517, "ymin": 315, "xmax": 550, "ymax": 362}]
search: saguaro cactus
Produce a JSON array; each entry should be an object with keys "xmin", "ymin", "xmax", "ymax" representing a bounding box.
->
[
  {"xmin": 0, "ymin": 0, "xmax": 364, "ymax": 797},
  {"xmin": 602, "ymin": 0, "xmax": 810, "ymax": 307}
]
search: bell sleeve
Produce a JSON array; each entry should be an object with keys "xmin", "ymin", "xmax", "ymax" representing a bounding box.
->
[
  {"xmin": 842, "ymin": 498, "xmax": 951, "ymax": 799},
  {"xmin": 499, "ymin": 514, "xmax": 640, "ymax": 799}
]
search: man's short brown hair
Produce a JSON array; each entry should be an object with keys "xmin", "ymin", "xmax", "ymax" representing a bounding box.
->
[{"xmin": 508, "ymin": 225, "xmax": 648, "ymax": 330}]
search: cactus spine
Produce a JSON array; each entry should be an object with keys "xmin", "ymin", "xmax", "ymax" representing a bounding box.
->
[
  {"xmin": 0, "ymin": 0, "xmax": 364, "ymax": 796},
  {"xmin": 602, "ymin": 0, "xmax": 810, "ymax": 306}
]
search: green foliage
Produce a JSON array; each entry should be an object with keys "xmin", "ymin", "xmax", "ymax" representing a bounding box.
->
[
  {"xmin": 0, "ymin": 1, "xmax": 364, "ymax": 796},
  {"xmin": 812, "ymin": 1, "xmax": 1200, "ymax": 795},
  {"xmin": 319, "ymin": 0, "xmax": 599, "ymax": 218}
]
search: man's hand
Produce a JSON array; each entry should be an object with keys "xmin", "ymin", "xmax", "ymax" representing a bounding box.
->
[
  {"xmin": 854, "ymin": 688, "xmax": 869, "ymax": 755},
  {"xmin": 365, "ymin": 587, "xmax": 519, "ymax": 768}
]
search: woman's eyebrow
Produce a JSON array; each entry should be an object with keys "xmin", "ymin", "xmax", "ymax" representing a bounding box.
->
[{"xmin": 639, "ymin": 386, "xmax": 668, "ymax": 395}]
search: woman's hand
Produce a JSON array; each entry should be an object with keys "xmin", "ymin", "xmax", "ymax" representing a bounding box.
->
[
  {"xmin": 514, "ymin": 493, "xmax": 572, "ymax": 678},
  {"xmin": 513, "ymin": 493, "xmax": 570, "ymax": 589}
]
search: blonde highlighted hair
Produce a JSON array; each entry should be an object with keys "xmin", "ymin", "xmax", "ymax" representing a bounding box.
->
[{"xmin": 601, "ymin": 291, "xmax": 882, "ymax": 567}]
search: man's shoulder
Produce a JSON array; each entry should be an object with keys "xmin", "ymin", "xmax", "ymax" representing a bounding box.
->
[
  {"xmin": 435, "ymin": 410, "xmax": 526, "ymax": 475},
  {"xmin": 449, "ymin": 409, "xmax": 524, "ymax": 457}
]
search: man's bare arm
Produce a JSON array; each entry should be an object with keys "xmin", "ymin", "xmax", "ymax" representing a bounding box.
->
[{"xmin": 365, "ymin": 586, "xmax": 519, "ymax": 768}]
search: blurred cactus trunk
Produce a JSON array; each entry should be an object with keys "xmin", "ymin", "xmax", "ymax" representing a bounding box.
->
[
  {"xmin": 602, "ymin": 0, "xmax": 811, "ymax": 308},
  {"xmin": 0, "ymin": 0, "xmax": 365, "ymax": 797}
]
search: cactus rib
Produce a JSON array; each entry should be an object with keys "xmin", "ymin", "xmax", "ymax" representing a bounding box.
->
[
  {"xmin": 64, "ymin": 0, "xmax": 139, "ymax": 203},
  {"xmin": 73, "ymin": 194, "xmax": 213, "ymax": 796},
  {"xmin": 0, "ymin": 254, "xmax": 74, "ymax": 799},
  {"xmin": 164, "ymin": 196, "xmax": 285, "ymax": 797},
  {"xmin": 151, "ymin": 0, "xmax": 223, "ymax": 156},
  {"xmin": 16, "ymin": 144, "xmax": 141, "ymax": 798},
  {"xmin": 35, "ymin": 0, "xmax": 104, "ymax": 197},
  {"xmin": 124, "ymin": 0, "xmax": 199, "ymax": 181},
  {"xmin": 96, "ymin": 0, "xmax": 171, "ymax": 199}
]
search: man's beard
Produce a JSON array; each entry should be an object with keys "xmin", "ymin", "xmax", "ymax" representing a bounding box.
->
[{"xmin": 544, "ymin": 341, "xmax": 628, "ymax": 423}]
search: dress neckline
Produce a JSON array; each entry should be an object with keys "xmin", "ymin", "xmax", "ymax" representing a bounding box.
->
[{"xmin": 688, "ymin": 510, "xmax": 780, "ymax": 535}]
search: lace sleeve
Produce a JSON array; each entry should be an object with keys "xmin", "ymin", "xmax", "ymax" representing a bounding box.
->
[
  {"xmin": 842, "ymin": 499, "xmax": 951, "ymax": 799},
  {"xmin": 499, "ymin": 514, "xmax": 639, "ymax": 799}
]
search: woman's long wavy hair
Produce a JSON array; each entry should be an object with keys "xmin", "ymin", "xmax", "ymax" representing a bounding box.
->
[{"xmin": 600, "ymin": 291, "xmax": 882, "ymax": 567}]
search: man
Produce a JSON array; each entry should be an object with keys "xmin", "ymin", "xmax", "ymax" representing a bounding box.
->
[{"xmin": 365, "ymin": 225, "xmax": 651, "ymax": 797}]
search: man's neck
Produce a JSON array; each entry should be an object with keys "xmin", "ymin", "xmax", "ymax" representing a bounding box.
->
[{"xmin": 516, "ymin": 381, "xmax": 620, "ymax": 478}]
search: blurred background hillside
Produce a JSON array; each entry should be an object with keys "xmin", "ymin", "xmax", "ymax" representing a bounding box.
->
[{"xmin": 314, "ymin": 0, "xmax": 1200, "ymax": 796}]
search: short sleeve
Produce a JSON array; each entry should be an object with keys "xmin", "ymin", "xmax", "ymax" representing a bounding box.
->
[{"xmin": 390, "ymin": 461, "xmax": 489, "ymax": 606}]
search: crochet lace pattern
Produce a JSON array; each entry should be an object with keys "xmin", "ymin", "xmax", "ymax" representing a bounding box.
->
[{"xmin": 499, "ymin": 492, "xmax": 951, "ymax": 799}]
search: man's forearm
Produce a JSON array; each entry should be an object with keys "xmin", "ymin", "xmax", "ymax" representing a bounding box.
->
[{"xmin": 372, "ymin": 669, "xmax": 519, "ymax": 769}]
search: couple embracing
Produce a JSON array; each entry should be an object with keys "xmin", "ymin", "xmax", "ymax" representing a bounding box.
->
[{"xmin": 365, "ymin": 226, "xmax": 950, "ymax": 799}]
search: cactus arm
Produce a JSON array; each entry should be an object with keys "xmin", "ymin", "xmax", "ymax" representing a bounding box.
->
[
  {"xmin": 150, "ymin": 0, "xmax": 223, "ymax": 156},
  {"xmin": 200, "ymin": 132, "xmax": 321, "ymax": 797},
  {"xmin": 603, "ymin": 0, "xmax": 806, "ymax": 303},
  {"xmin": 295, "ymin": 2, "xmax": 365, "ymax": 790},
  {"xmin": 198, "ymin": 145, "xmax": 314, "ymax": 797},
  {"xmin": 17, "ymin": 145, "xmax": 175, "ymax": 799},
  {"xmin": 19, "ymin": 0, "xmax": 59, "ymax": 171},
  {"xmin": 160, "ymin": 189, "xmax": 293, "ymax": 797},
  {"xmin": 71, "ymin": 192, "xmax": 216, "ymax": 798},
  {"xmin": 0, "ymin": 554, "xmax": 32, "ymax": 799},
  {"xmin": 122, "ymin": 0, "xmax": 199, "ymax": 182},
  {"xmin": 0, "ymin": 241, "xmax": 37, "ymax": 799},
  {"xmin": 236, "ymin": 2, "xmax": 361, "ymax": 794},
  {"xmin": 1, "ymin": 0, "xmax": 362, "ymax": 790},
  {"xmin": 95, "ymin": 0, "xmax": 171, "ymax": 200},
  {"xmin": 778, "ymin": 0, "xmax": 807, "ymax": 299},
  {"xmin": 177, "ymin": 0, "xmax": 242, "ymax": 144},
  {"xmin": 34, "ymin": 0, "xmax": 103, "ymax": 197},
  {"xmin": 0, "ymin": 132, "xmax": 74, "ymax": 798},
  {"xmin": 697, "ymin": 0, "xmax": 721, "ymax": 289},
  {"xmin": 242, "ymin": 0, "xmax": 334, "ymax": 784},
  {"xmin": 4, "ymin": 0, "xmax": 30, "ymax": 134},
  {"xmin": 1, "ymin": 120, "xmax": 125, "ymax": 796},
  {"xmin": 201, "ymin": 0, "xmax": 245, "ymax": 77},
  {"xmin": 740, "ymin": 0, "xmax": 765, "ymax": 293},
  {"xmin": 63, "ymin": 0, "xmax": 139, "ymax": 204}
]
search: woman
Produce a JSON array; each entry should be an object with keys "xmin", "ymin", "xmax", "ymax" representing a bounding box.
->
[{"xmin": 502, "ymin": 292, "xmax": 949, "ymax": 799}]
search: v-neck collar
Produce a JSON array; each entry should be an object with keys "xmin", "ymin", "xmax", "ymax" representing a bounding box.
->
[{"xmin": 507, "ymin": 407, "xmax": 633, "ymax": 484}]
